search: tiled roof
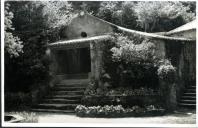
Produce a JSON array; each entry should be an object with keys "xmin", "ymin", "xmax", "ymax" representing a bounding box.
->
[
  {"xmin": 48, "ymin": 14, "xmax": 195, "ymax": 49},
  {"xmin": 165, "ymin": 19, "xmax": 196, "ymax": 35},
  {"xmin": 87, "ymin": 14, "xmax": 195, "ymax": 41},
  {"xmin": 117, "ymin": 26, "xmax": 194, "ymax": 41}
]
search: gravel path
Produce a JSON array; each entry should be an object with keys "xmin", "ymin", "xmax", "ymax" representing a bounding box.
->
[{"xmin": 37, "ymin": 109, "xmax": 196, "ymax": 124}]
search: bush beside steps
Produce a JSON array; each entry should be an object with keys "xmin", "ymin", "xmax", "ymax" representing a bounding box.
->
[{"xmin": 75, "ymin": 105, "xmax": 165, "ymax": 118}]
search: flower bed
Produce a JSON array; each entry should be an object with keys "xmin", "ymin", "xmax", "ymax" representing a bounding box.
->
[
  {"xmin": 75, "ymin": 105, "xmax": 165, "ymax": 118},
  {"xmin": 81, "ymin": 95, "xmax": 163, "ymax": 107}
]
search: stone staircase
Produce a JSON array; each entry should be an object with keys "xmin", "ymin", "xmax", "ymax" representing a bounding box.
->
[
  {"xmin": 179, "ymin": 85, "xmax": 196, "ymax": 109},
  {"xmin": 32, "ymin": 75, "xmax": 89, "ymax": 113}
]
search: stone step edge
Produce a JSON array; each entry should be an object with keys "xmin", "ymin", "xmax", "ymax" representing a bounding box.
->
[
  {"xmin": 181, "ymin": 96, "xmax": 196, "ymax": 98},
  {"xmin": 178, "ymin": 103, "xmax": 196, "ymax": 106},
  {"xmin": 47, "ymin": 94, "xmax": 83, "ymax": 98},
  {"xmin": 183, "ymin": 93, "xmax": 196, "ymax": 95},
  {"xmin": 50, "ymin": 90, "xmax": 85, "ymax": 93},
  {"xmin": 31, "ymin": 109, "xmax": 75, "ymax": 113},
  {"xmin": 43, "ymin": 99, "xmax": 80, "ymax": 101},
  {"xmin": 37, "ymin": 103, "xmax": 79, "ymax": 106},
  {"xmin": 180, "ymin": 100, "xmax": 196, "ymax": 102}
]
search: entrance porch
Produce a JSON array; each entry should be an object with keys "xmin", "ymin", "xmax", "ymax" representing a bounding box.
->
[{"xmin": 48, "ymin": 35, "xmax": 112, "ymax": 84}]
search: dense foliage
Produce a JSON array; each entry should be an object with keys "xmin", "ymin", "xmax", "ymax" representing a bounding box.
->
[
  {"xmin": 157, "ymin": 60, "xmax": 176, "ymax": 83},
  {"xmin": 134, "ymin": 1, "xmax": 195, "ymax": 32},
  {"xmin": 106, "ymin": 87, "xmax": 160, "ymax": 96},
  {"xmin": 102, "ymin": 34, "xmax": 160, "ymax": 88},
  {"xmin": 5, "ymin": 3, "xmax": 23, "ymax": 58},
  {"xmin": 97, "ymin": 2, "xmax": 138, "ymax": 30},
  {"xmin": 84, "ymin": 81, "xmax": 160, "ymax": 96},
  {"xmin": 40, "ymin": 1, "xmax": 74, "ymax": 29},
  {"xmin": 96, "ymin": 1, "xmax": 195, "ymax": 32},
  {"xmin": 5, "ymin": 1, "xmax": 49, "ymax": 92},
  {"xmin": 111, "ymin": 35, "xmax": 156, "ymax": 65}
]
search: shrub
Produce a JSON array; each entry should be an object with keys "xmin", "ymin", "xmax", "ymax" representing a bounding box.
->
[
  {"xmin": 106, "ymin": 87, "xmax": 161, "ymax": 96},
  {"xmin": 157, "ymin": 61, "xmax": 176, "ymax": 83},
  {"xmin": 75, "ymin": 105, "xmax": 165, "ymax": 117},
  {"xmin": 104, "ymin": 34, "xmax": 160, "ymax": 88},
  {"xmin": 111, "ymin": 35, "xmax": 157, "ymax": 65},
  {"xmin": 84, "ymin": 80, "xmax": 97, "ymax": 95},
  {"xmin": 84, "ymin": 79, "xmax": 108, "ymax": 96},
  {"xmin": 5, "ymin": 92, "xmax": 32, "ymax": 111}
]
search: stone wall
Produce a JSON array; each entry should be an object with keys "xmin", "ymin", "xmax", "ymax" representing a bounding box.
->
[
  {"xmin": 146, "ymin": 39, "xmax": 195, "ymax": 110},
  {"xmin": 63, "ymin": 14, "xmax": 113, "ymax": 40},
  {"xmin": 165, "ymin": 40, "xmax": 196, "ymax": 102}
]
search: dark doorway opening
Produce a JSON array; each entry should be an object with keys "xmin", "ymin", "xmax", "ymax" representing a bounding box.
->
[{"xmin": 56, "ymin": 48, "xmax": 91, "ymax": 74}]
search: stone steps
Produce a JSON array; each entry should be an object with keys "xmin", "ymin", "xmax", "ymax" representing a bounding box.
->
[
  {"xmin": 34, "ymin": 103, "xmax": 78, "ymax": 110},
  {"xmin": 31, "ymin": 109, "xmax": 75, "ymax": 113},
  {"xmin": 57, "ymin": 74, "xmax": 88, "ymax": 79},
  {"xmin": 53, "ymin": 87, "xmax": 86, "ymax": 91},
  {"xmin": 178, "ymin": 103, "xmax": 196, "ymax": 109},
  {"xmin": 59, "ymin": 79, "xmax": 89, "ymax": 85},
  {"xmin": 56, "ymin": 83, "xmax": 87, "ymax": 87},
  {"xmin": 179, "ymin": 85, "xmax": 196, "ymax": 109},
  {"xmin": 183, "ymin": 93, "xmax": 196, "ymax": 96},
  {"xmin": 32, "ymin": 78, "xmax": 88, "ymax": 113},
  {"xmin": 181, "ymin": 96, "xmax": 196, "ymax": 100},
  {"xmin": 46, "ymin": 95, "xmax": 83, "ymax": 100},
  {"xmin": 188, "ymin": 86, "xmax": 196, "ymax": 89},
  {"xmin": 50, "ymin": 90, "xmax": 84, "ymax": 95},
  {"xmin": 180, "ymin": 100, "xmax": 196, "ymax": 104},
  {"xmin": 186, "ymin": 89, "xmax": 196, "ymax": 93},
  {"xmin": 42, "ymin": 99, "xmax": 80, "ymax": 104}
]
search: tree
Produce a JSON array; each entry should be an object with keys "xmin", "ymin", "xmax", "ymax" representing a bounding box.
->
[
  {"xmin": 5, "ymin": 1, "xmax": 50, "ymax": 92},
  {"xmin": 5, "ymin": 3, "xmax": 23, "ymax": 58},
  {"xmin": 97, "ymin": 1, "xmax": 139, "ymax": 30},
  {"xmin": 134, "ymin": 1, "xmax": 195, "ymax": 32},
  {"xmin": 40, "ymin": 1, "xmax": 74, "ymax": 29},
  {"xmin": 5, "ymin": 1, "xmax": 75, "ymax": 92}
]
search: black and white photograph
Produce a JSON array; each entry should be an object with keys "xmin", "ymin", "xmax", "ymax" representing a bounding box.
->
[{"xmin": 1, "ymin": 0, "xmax": 197, "ymax": 127}]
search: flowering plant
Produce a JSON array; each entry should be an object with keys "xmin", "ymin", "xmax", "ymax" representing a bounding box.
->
[
  {"xmin": 157, "ymin": 61, "xmax": 176, "ymax": 83},
  {"xmin": 75, "ymin": 105, "xmax": 165, "ymax": 117}
]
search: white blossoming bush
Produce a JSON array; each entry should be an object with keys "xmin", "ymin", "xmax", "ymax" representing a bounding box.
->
[
  {"xmin": 75, "ymin": 105, "xmax": 165, "ymax": 117},
  {"xmin": 111, "ymin": 35, "xmax": 156, "ymax": 65}
]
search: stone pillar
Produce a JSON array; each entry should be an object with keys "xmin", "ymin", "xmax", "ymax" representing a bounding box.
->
[
  {"xmin": 90, "ymin": 42, "xmax": 96, "ymax": 80},
  {"xmin": 156, "ymin": 39, "xmax": 177, "ymax": 111},
  {"xmin": 154, "ymin": 39, "xmax": 166, "ymax": 59},
  {"xmin": 96, "ymin": 41, "xmax": 103, "ymax": 81},
  {"xmin": 48, "ymin": 48, "xmax": 59, "ymax": 87},
  {"xmin": 159, "ymin": 80, "xmax": 177, "ymax": 111},
  {"xmin": 90, "ymin": 41, "xmax": 104, "ymax": 85}
]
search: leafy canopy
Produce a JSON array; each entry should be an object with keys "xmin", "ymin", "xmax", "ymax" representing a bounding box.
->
[
  {"xmin": 134, "ymin": 1, "xmax": 195, "ymax": 32},
  {"xmin": 5, "ymin": 3, "xmax": 23, "ymax": 58}
]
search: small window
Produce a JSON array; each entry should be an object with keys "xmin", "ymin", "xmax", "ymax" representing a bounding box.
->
[{"xmin": 81, "ymin": 32, "xmax": 87, "ymax": 38}]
